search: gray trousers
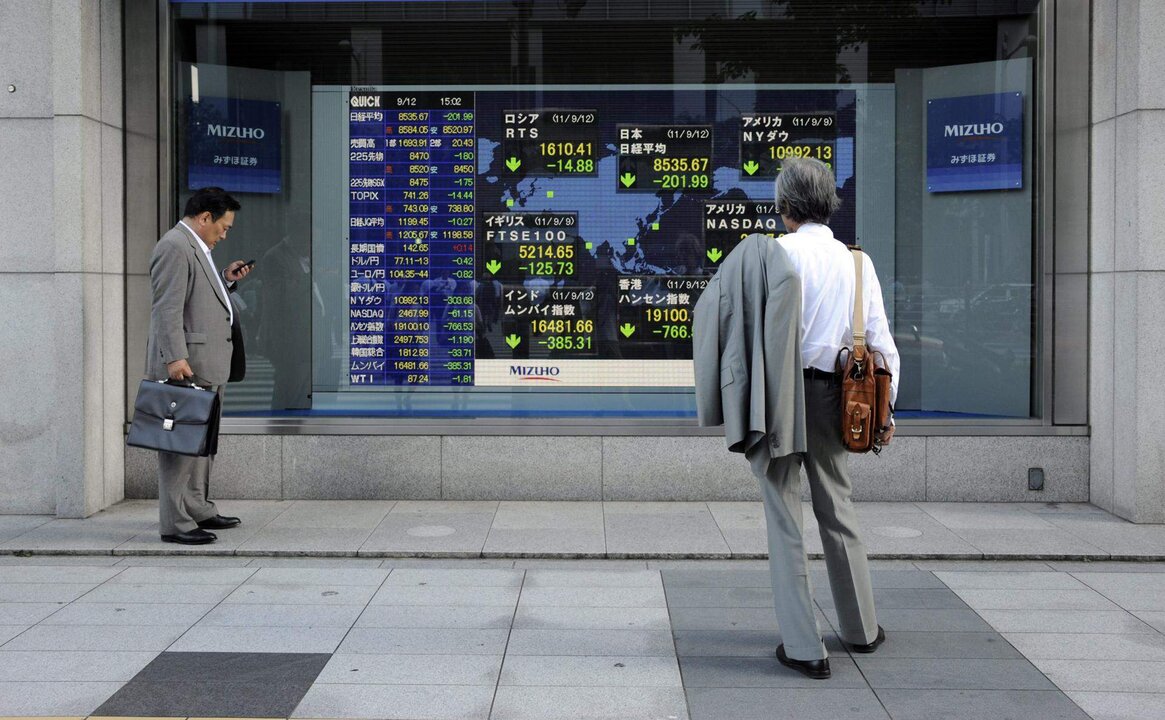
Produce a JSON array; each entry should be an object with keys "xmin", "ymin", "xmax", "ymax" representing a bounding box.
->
[
  {"xmin": 156, "ymin": 384, "xmax": 222, "ymax": 534},
  {"xmin": 748, "ymin": 376, "xmax": 879, "ymax": 661}
]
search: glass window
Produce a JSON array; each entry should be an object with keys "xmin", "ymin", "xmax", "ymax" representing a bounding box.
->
[{"xmin": 169, "ymin": 0, "xmax": 1042, "ymax": 420}]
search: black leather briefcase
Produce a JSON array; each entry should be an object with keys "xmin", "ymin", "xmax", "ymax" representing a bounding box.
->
[{"xmin": 126, "ymin": 380, "xmax": 221, "ymax": 457}]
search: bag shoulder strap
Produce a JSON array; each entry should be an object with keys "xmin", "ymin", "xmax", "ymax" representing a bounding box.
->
[{"xmin": 850, "ymin": 248, "xmax": 865, "ymax": 354}]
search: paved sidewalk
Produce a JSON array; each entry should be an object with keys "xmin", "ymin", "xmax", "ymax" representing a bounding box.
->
[
  {"xmin": 2, "ymin": 500, "xmax": 1165, "ymax": 560},
  {"xmin": 0, "ymin": 555, "xmax": 1162, "ymax": 719}
]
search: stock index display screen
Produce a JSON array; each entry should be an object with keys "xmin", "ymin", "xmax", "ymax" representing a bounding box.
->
[{"xmin": 344, "ymin": 87, "xmax": 855, "ymax": 389}]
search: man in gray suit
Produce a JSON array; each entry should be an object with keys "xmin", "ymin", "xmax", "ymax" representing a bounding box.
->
[
  {"xmin": 695, "ymin": 158, "xmax": 898, "ymax": 679},
  {"xmin": 147, "ymin": 187, "xmax": 252, "ymax": 545}
]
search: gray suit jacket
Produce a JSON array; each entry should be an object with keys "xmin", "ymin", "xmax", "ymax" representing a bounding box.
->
[
  {"xmin": 145, "ymin": 223, "xmax": 235, "ymax": 386},
  {"xmin": 693, "ymin": 233, "xmax": 807, "ymax": 462}
]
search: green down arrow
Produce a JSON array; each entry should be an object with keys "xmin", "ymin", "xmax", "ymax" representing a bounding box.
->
[
  {"xmin": 742, "ymin": 160, "xmax": 760, "ymax": 176},
  {"xmin": 619, "ymin": 323, "xmax": 636, "ymax": 338},
  {"xmin": 506, "ymin": 157, "xmax": 521, "ymax": 172},
  {"xmin": 619, "ymin": 172, "xmax": 636, "ymax": 188},
  {"xmin": 706, "ymin": 248, "xmax": 724, "ymax": 263},
  {"xmin": 485, "ymin": 260, "xmax": 502, "ymax": 275},
  {"xmin": 505, "ymin": 334, "xmax": 521, "ymax": 349}
]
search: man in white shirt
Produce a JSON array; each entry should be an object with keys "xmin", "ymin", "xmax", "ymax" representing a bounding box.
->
[{"xmin": 756, "ymin": 157, "xmax": 899, "ymax": 679}]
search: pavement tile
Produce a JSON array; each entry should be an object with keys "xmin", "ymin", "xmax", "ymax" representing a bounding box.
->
[
  {"xmin": 847, "ymin": 631, "xmax": 1023, "ymax": 659},
  {"xmin": 672, "ymin": 629, "xmax": 844, "ymax": 658},
  {"xmin": 169, "ymin": 624, "xmax": 348, "ymax": 653},
  {"xmin": 76, "ymin": 583, "xmax": 235, "ymax": 605},
  {"xmin": 951, "ymin": 528, "xmax": 1107, "ymax": 557},
  {"xmin": 505, "ymin": 628, "xmax": 675, "ymax": 656},
  {"xmin": 315, "ymin": 652, "xmax": 503, "ymax": 685},
  {"xmin": 822, "ymin": 607, "xmax": 994, "ymax": 632},
  {"xmin": 512, "ymin": 606, "xmax": 671, "ymax": 630},
  {"xmin": 876, "ymin": 689, "xmax": 1092, "ymax": 720},
  {"xmin": 95, "ymin": 680, "xmax": 316, "ymax": 719},
  {"xmin": 0, "ymin": 522, "xmax": 139, "ymax": 552},
  {"xmin": 1050, "ymin": 561, "xmax": 1165, "ymax": 573},
  {"xmin": 1042, "ymin": 516, "xmax": 1165, "ymax": 557},
  {"xmin": 664, "ymin": 587, "xmax": 775, "ymax": 608},
  {"xmin": 951, "ymin": 587, "xmax": 1120, "ymax": 611},
  {"xmin": 0, "ymin": 651, "xmax": 158, "ymax": 681},
  {"xmin": 336, "ymin": 628, "xmax": 510, "ymax": 655},
  {"xmin": 661, "ymin": 569, "xmax": 771, "ymax": 588},
  {"xmin": 1133, "ymin": 611, "xmax": 1165, "ymax": 633},
  {"xmin": 292, "ymin": 683, "xmax": 494, "ymax": 720},
  {"xmin": 40, "ymin": 603, "xmax": 213, "ymax": 627},
  {"xmin": 223, "ymin": 583, "xmax": 377, "ymax": 605},
  {"xmin": 198, "ymin": 603, "xmax": 364, "ymax": 628},
  {"xmin": 1066, "ymin": 691, "xmax": 1165, "ymax": 720},
  {"xmin": 0, "ymin": 566, "xmax": 123, "ymax": 584},
  {"xmin": 523, "ymin": 570, "xmax": 661, "ymax": 587},
  {"xmin": 499, "ymin": 654, "xmax": 682, "ymax": 687},
  {"xmin": 246, "ymin": 567, "xmax": 389, "ymax": 586},
  {"xmin": 0, "ymin": 603, "xmax": 69, "ymax": 625},
  {"xmin": 354, "ymin": 604, "xmax": 515, "ymax": 629},
  {"xmin": 235, "ymin": 527, "xmax": 376, "ymax": 554},
  {"xmin": 263, "ymin": 500, "xmax": 396, "ymax": 529},
  {"xmin": 361, "ymin": 510, "xmax": 495, "ymax": 555},
  {"xmin": 936, "ymin": 570, "xmax": 1087, "ymax": 589},
  {"xmin": 1002, "ymin": 632, "xmax": 1165, "ymax": 661},
  {"xmin": 518, "ymin": 586, "xmax": 666, "ymax": 608},
  {"xmin": 648, "ymin": 559, "xmax": 768, "ymax": 571},
  {"xmin": 108, "ymin": 566, "xmax": 256, "ymax": 584},
  {"xmin": 132, "ymin": 651, "xmax": 330, "ymax": 684},
  {"xmin": 604, "ymin": 502, "xmax": 730, "ymax": 557},
  {"xmin": 975, "ymin": 609, "xmax": 1156, "ymax": 634},
  {"xmin": 679, "ymin": 654, "xmax": 867, "ymax": 688},
  {"xmin": 685, "ymin": 687, "xmax": 889, "ymax": 720},
  {"xmin": 370, "ymin": 585, "xmax": 520, "ymax": 606},
  {"xmin": 0, "ymin": 515, "xmax": 54, "ymax": 543},
  {"xmin": 705, "ymin": 502, "xmax": 768, "ymax": 556},
  {"xmin": 815, "ymin": 588, "xmax": 967, "ymax": 610},
  {"xmin": 854, "ymin": 657, "xmax": 1056, "ymax": 690},
  {"xmin": 0, "ymin": 625, "xmax": 186, "ymax": 652},
  {"xmin": 1033, "ymin": 659, "xmax": 1165, "ymax": 693},
  {"xmin": 0, "ymin": 625, "xmax": 26, "ymax": 645},
  {"xmin": 384, "ymin": 568, "xmax": 524, "ymax": 586},
  {"xmin": 1072, "ymin": 572, "xmax": 1165, "ymax": 611},
  {"xmin": 0, "ymin": 682, "xmax": 124, "ymax": 716},
  {"xmin": 489, "ymin": 686, "xmax": 688, "ymax": 720},
  {"xmin": 920, "ymin": 503, "xmax": 1060, "ymax": 530},
  {"xmin": 859, "ymin": 515, "xmax": 981, "ymax": 557},
  {"xmin": 668, "ymin": 606, "xmax": 823, "ymax": 632},
  {"xmin": 0, "ymin": 584, "xmax": 98, "ymax": 603},
  {"xmin": 483, "ymin": 525, "xmax": 606, "ymax": 556}
]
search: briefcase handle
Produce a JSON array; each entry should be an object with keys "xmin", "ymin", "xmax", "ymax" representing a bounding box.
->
[{"xmin": 155, "ymin": 379, "xmax": 210, "ymax": 392}]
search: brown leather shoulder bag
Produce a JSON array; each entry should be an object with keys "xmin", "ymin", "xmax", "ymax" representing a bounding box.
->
[{"xmin": 837, "ymin": 248, "xmax": 893, "ymax": 454}]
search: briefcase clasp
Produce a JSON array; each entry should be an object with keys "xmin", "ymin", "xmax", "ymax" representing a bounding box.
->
[{"xmin": 162, "ymin": 418, "xmax": 174, "ymax": 431}]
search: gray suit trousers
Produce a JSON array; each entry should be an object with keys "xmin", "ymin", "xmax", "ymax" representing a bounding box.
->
[
  {"xmin": 748, "ymin": 375, "xmax": 879, "ymax": 661},
  {"xmin": 156, "ymin": 384, "xmax": 222, "ymax": 534}
]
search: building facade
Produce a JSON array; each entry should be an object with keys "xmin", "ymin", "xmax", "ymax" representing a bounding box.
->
[{"xmin": 0, "ymin": 0, "xmax": 1157, "ymax": 522}]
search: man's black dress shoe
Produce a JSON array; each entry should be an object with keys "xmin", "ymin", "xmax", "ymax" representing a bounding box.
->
[
  {"xmin": 160, "ymin": 529, "xmax": 217, "ymax": 545},
  {"xmin": 776, "ymin": 644, "xmax": 831, "ymax": 679},
  {"xmin": 846, "ymin": 625, "xmax": 886, "ymax": 654},
  {"xmin": 196, "ymin": 514, "xmax": 241, "ymax": 530}
]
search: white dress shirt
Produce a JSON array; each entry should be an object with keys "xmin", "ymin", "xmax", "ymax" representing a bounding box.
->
[
  {"xmin": 778, "ymin": 223, "xmax": 900, "ymax": 406},
  {"xmin": 178, "ymin": 220, "xmax": 233, "ymax": 326}
]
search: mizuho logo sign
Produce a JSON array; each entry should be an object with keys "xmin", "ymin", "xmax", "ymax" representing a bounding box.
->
[
  {"xmin": 943, "ymin": 122, "xmax": 1005, "ymax": 138},
  {"xmin": 207, "ymin": 124, "xmax": 266, "ymax": 140},
  {"xmin": 510, "ymin": 365, "xmax": 562, "ymax": 381}
]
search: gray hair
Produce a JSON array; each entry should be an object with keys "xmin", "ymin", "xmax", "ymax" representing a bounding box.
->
[{"xmin": 774, "ymin": 156, "xmax": 841, "ymax": 225}]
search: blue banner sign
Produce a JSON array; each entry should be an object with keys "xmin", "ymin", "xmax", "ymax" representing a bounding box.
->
[
  {"xmin": 187, "ymin": 96, "xmax": 282, "ymax": 193},
  {"xmin": 926, "ymin": 92, "xmax": 1023, "ymax": 193}
]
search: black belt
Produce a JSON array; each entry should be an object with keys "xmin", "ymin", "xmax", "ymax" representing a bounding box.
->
[{"xmin": 803, "ymin": 367, "xmax": 838, "ymax": 382}]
